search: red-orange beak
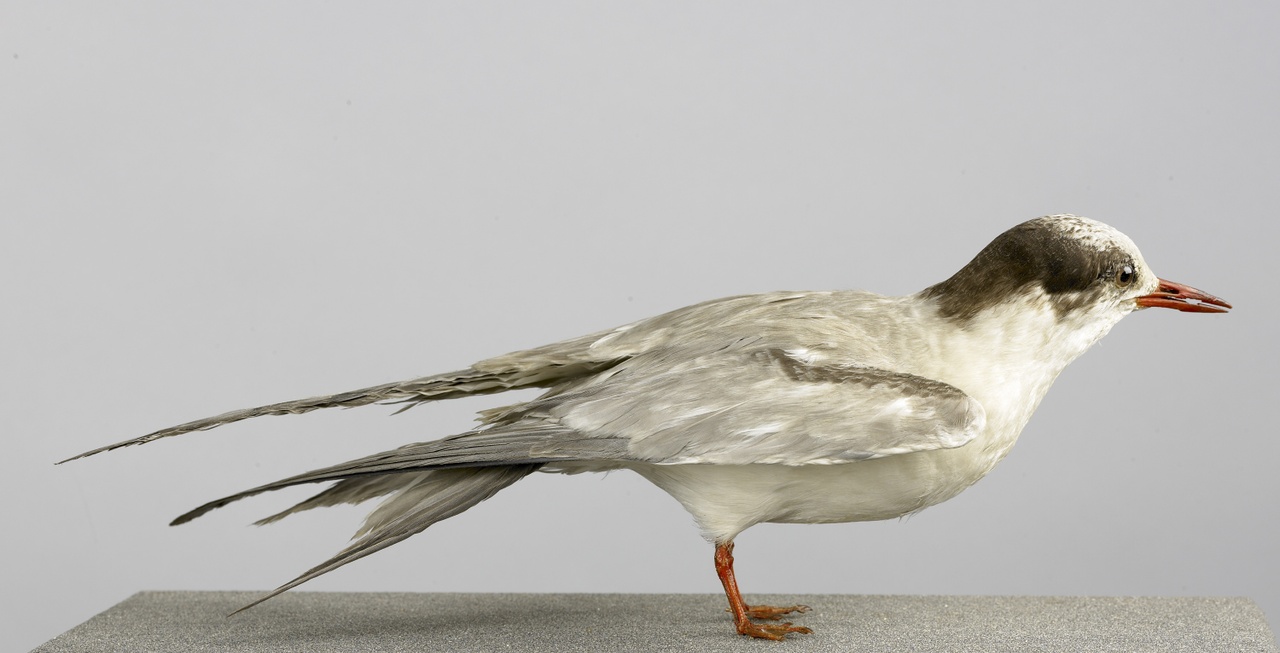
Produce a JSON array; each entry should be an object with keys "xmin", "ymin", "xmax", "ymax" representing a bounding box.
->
[{"xmin": 1135, "ymin": 278, "xmax": 1232, "ymax": 313}]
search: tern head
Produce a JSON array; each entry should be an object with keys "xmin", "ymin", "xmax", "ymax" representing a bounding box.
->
[{"xmin": 923, "ymin": 214, "xmax": 1230, "ymax": 328}]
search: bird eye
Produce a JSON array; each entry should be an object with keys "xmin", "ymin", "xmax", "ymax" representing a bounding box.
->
[{"xmin": 1115, "ymin": 264, "xmax": 1135, "ymax": 287}]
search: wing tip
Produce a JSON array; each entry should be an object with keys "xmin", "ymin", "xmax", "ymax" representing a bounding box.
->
[{"xmin": 56, "ymin": 440, "xmax": 136, "ymax": 465}]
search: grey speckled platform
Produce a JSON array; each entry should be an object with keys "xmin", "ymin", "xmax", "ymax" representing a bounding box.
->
[{"xmin": 35, "ymin": 591, "xmax": 1278, "ymax": 653}]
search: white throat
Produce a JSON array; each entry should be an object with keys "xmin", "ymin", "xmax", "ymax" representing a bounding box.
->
[{"xmin": 914, "ymin": 287, "xmax": 1132, "ymax": 460}]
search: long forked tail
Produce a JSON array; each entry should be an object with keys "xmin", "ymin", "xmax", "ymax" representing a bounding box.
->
[
  {"xmin": 232, "ymin": 464, "xmax": 538, "ymax": 615},
  {"xmin": 170, "ymin": 423, "xmax": 627, "ymax": 525},
  {"xmin": 171, "ymin": 422, "xmax": 630, "ymax": 613}
]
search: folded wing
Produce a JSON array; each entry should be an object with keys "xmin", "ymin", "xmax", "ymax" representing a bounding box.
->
[{"xmin": 535, "ymin": 346, "xmax": 986, "ymax": 465}]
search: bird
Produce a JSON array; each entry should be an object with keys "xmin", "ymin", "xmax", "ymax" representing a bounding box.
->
[{"xmin": 62, "ymin": 214, "xmax": 1230, "ymax": 640}]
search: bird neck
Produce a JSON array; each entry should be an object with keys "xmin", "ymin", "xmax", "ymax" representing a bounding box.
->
[{"xmin": 911, "ymin": 290, "xmax": 1127, "ymax": 457}]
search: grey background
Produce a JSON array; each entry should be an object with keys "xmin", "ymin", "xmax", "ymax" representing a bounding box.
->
[{"xmin": 4, "ymin": 2, "xmax": 1277, "ymax": 651}]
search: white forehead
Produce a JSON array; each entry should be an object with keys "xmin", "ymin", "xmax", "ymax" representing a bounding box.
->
[{"xmin": 1045, "ymin": 214, "xmax": 1142, "ymax": 255}]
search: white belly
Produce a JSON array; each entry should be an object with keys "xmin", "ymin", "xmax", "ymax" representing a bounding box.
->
[{"xmin": 629, "ymin": 445, "xmax": 996, "ymax": 542}]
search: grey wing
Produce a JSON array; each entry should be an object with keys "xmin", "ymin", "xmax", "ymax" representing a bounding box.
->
[
  {"xmin": 171, "ymin": 338, "xmax": 980, "ymax": 525},
  {"xmin": 58, "ymin": 290, "xmax": 832, "ymax": 463},
  {"xmin": 538, "ymin": 347, "xmax": 986, "ymax": 465}
]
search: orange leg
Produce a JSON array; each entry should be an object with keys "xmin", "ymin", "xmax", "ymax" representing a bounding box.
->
[{"xmin": 713, "ymin": 541, "xmax": 812, "ymax": 640}]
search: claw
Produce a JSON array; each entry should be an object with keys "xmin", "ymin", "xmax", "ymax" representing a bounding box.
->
[
  {"xmin": 736, "ymin": 620, "xmax": 813, "ymax": 641},
  {"xmin": 746, "ymin": 604, "xmax": 811, "ymax": 621}
]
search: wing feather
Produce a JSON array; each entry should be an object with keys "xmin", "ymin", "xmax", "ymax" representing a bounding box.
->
[{"xmin": 537, "ymin": 347, "xmax": 985, "ymax": 465}]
